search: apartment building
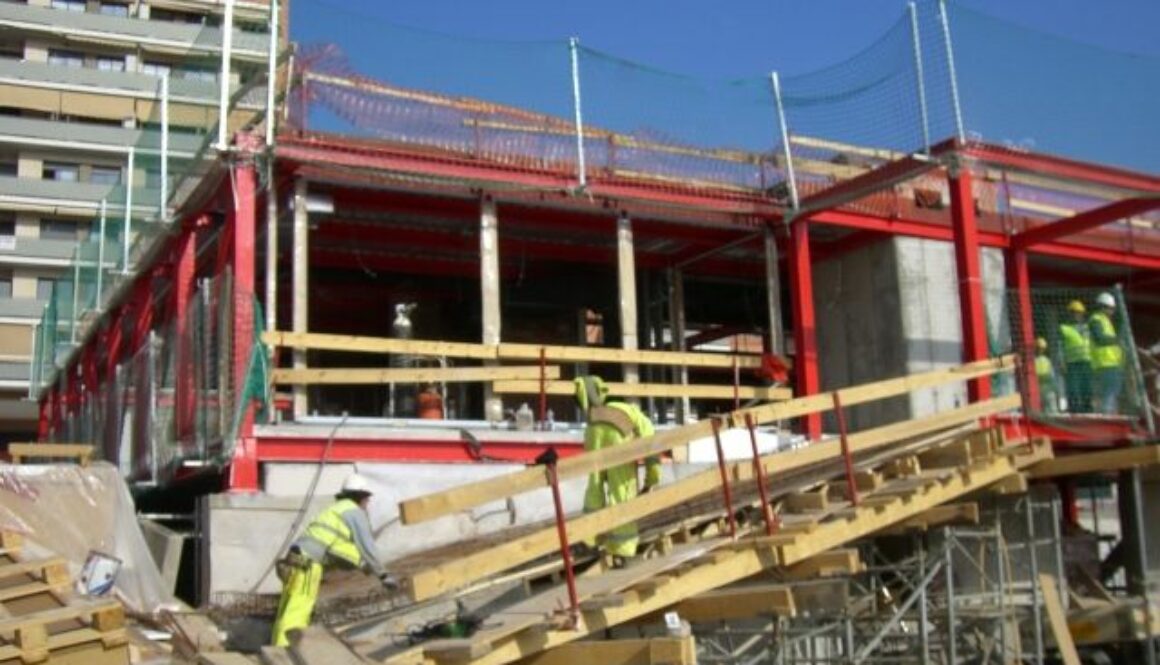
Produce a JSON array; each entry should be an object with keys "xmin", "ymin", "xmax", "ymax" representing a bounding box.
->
[{"xmin": 0, "ymin": 0, "xmax": 275, "ymax": 439}]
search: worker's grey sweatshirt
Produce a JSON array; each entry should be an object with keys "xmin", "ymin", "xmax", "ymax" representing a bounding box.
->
[{"xmin": 294, "ymin": 507, "xmax": 386, "ymax": 576}]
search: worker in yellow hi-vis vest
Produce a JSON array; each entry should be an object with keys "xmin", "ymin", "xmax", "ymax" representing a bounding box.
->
[
  {"xmin": 1059, "ymin": 300, "xmax": 1092, "ymax": 413},
  {"xmin": 1089, "ymin": 292, "xmax": 1126, "ymax": 414},
  {"xmin": 271, "ymin": 474, "xmax": 398, "ymax": 646},
  {"xmin": 1034, "ymin": 337, "xmax": 1060, "ymax": 414},
  {"xmin": 574, "ymin": 375, "xmax": 661, "ymax": 568}
]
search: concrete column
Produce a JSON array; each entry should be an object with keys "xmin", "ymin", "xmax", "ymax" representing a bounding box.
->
[
  {"xmin": 291, "ymin": 178, "xmax": 308, "ymax": 420},
  {"xmin": 480, "ymin": 197, "xmax": 502, "ymax": 421},
  {"xmin": 668, "ymin": 268, "xmax": 689, "ymax": 423},
  {"xmin": 616, "ymin": 212, "xmax": 639, "ymax": 387},
  {"xmin": 764, "ymin": 227, "xmax": 784, "ymax": 355}
]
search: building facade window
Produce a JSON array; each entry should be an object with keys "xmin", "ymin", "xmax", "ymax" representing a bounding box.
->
[
  {"xmin": 50, "ymin": 0, "xmax": 86, "ymax": 12},
  {"xmin": 47, "ymin": 49, "xmax": 84, "ymax": 69},
  {"xmin": 96, "ymin": 57, "xmax": 125, "ymax": 73},
  {"xmin": 141, "ymin": 61, "xmax": 171, "ymax": 78},
  {"xmin": 98, "ymin": 2, "xmax": 130, "ymax": 17},
  {"xmin": 42, "ymin": 163, "xmax": 80, "ymax": 183},
  {"xmin": 0, "ymin": 272, "xmax": 12, "ymax": 300},
  {"xmin": 40, "ymin": 219, "xmax": 77, "ymax": 241}
]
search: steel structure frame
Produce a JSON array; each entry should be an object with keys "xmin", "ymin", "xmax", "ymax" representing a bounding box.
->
[{"xmin": 33, "ymin": 124, "xmax": 1160, "ymax": 492}]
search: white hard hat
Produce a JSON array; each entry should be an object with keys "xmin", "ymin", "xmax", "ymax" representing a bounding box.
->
[
  {"xmin": 1096, "ymin": 292, "xmax": 1115, "ymax": 309},
  {"xmin": 342, "ymin": 473, "xmax": 372, "ymax": 494}
]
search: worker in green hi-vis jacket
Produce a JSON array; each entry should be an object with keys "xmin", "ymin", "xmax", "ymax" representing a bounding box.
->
[
  {"xmin": 1089, "ymin": 292, "xmax": 1126, "ymax": 414},
  {"xmin": 1059, "ymin": 299, "xmax": 1092, "ymax": 413},
  {"xmin": 574, "ymin": 375, "xmax": 661, "ymax": 569}
]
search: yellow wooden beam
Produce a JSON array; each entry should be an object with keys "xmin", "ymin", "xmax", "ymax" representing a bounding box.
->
[
  {"xmin": 1028, "ymin": 445, "xmax": 1160, "ymax": 479},
  {"xmin": 493, "ymin": 380, "xmax": 791, "ymax": 401},
  {"xmin": 7, "ymin": 443, "xmax": 93, "ymax": 466},
  {"xmin": 270, "ymin": 365, "xmax": 560, "ymax": 385},
  {"xmin": 674, "ymin": 584, "xmax": 795, "ymax": 622},
  {"xmin": 398, "ymin": 357, "xmax": 1015, "ymax": 526},
  {"xmin": 1040, "ymin": 575, "xmax": 1082, "ymax": 665},
  {"xmin": 518, "ymin": 636, "xmax": 696, "ymax": 665},
  {"xmin": 781, "ymin": 549, "xmax": 862, "ymax": 580},
  {"xmin": 877, "ymin": 502, "xmax": 979, "ymax": 534}
]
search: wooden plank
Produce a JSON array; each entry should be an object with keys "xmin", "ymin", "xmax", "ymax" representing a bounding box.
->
[
  {"xmin": 404, "ymin": 396, "xmax": 1019, "ymax": 601},
  {"xmin": 164, "ymin": 611, "xmax": 225, "ymax": 660},
  {"xmin": 1040, "ymin": 575, "xmax": 1082, "ymax": 665},
  {"xmin": 1028, "ymin": 445, "xmax": 1160, "ymax": 479},
  {"xmin": 7, "ymin": 443, "xmax": 93, "ymax": 466},
  {"xmin": 259, "ymin": 646, "xmax": 297, "ymax": 665},
  {"xmin": 674, "ymin": 584, "xmax": 796, "ymax": 622},
  {"xmin": 271, "ymin": 365, "xmax": 561, "ymax": 385},
  {"xmin": 0, "ymin": 557, "xmax": 70, "ymax": 583},
  {"xmin": 400, "ymin": 437, "xmax": 1050, "ymax": 665},
  {"xmin": 262, "ymin": 330, "xmax": 766, "ymax": 369},
  {"xmin": 518, "ymin": 636, "xmax": 696, "ymax": 665},
  {"xmin": 781, "ymin": 549, "xmax": 862, "ymax": 580},
  {"xmin": 877, "ymin": 502, "xmax": 979, "ymax": 534},
  {"xmin": 199, "ymin": 654, "xmax": 259, "ymax": 665},
  {"xmin": 493, "ymin": 380, "xmax": 791, "ymax": 401},
  {"xmin": 290, "ymin": 625, "xmax": 367, "ymax": 665},
  {"xmin": 399, "ymin": 356, "xmax": 1015, "ymax": 525}
]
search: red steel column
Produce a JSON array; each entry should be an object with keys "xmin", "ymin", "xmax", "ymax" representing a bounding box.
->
[
  {"xmin": 789, "ymin": 218, "xmax": 822, "ymax": 439},
  {"xmin": 173, "ymin": 229, "xmax": 197, "ymax": 442},
  {"xmin": 1006, "ymin": 248, "xmax": 1039, "ymax": 408},
  {"xmin": 949, "ymin": 168, "xmax": 991, "ymax": 401},
  {"xmin": 227, "ymin": 136, "xmax": 260, "ymax": 492}
]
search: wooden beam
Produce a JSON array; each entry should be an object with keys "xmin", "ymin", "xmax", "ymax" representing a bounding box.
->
[
  {"xmin": 7, "ymin": 443, "xmax": 93, "ymax": 466},
  {"xmin": 877, "ymin": 502, "xmax": 979, "ymax": 534},
  {"xmin": 262, "ymin": 330, "xmax": 766, "ymax": 369},
  {"xmin": 1028, "ymin": 445, "xmax": 1160, "ymax": 479},
  {"xmin": 398, "ymin": 357, "xmax": 1015, "ymax": 526},
  {"xmin": 493, "ymin": 380, "xmax": 792, "ymax": 401},
  {"xmin": 781, "ymin": 549, "xmax": 862, "ymax": 580},
  {"xmin": 1040, "ymin": 575, "xmax": 1082, "ymax": 665},
  {"xmin": 674, "ymin": 585, "xmax": 796, "ymax": 622},
  {"xmin": 404, "ymin": 395, "xmax": 1020, "ymax": 601},
  {"xmin": 271, "ymin": 365, "xmax": 561, "ymax": 385},
  {"xmin": 518, "ymin": 636, "xmax": 696, "ymax": 665}
]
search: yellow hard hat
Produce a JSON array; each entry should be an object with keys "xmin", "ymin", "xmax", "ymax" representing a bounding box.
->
[
  {"xmin": 1036, "ymin": 337, "xmax": 1047, "ymax": 352},
  {"xmin": 1066, "ymin": 300, "xmax": 1085, "ymax": 315},
  {"xmin": 573, "ymin": 375, "xmax": 608, "ymax": 411}
]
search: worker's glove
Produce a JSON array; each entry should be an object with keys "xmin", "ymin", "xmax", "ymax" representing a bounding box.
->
[{"xmin": 379, "ymin": 572, "xmax": 400, "ymax": 591}]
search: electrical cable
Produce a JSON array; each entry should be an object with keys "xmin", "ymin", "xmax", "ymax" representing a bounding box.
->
[{"xmin": 246, "ymin": 411, "xmax": 350, "ymax": 594}]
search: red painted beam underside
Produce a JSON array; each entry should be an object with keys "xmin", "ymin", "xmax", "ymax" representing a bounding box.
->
[
  {"xmin": 789, "ymin": 219, "xmax": 821, "ymax": 439},
  {"xmin": 949, "ymin": 170, "xmax": 991, "ymax": 401},
  {"xmin": 1012, "ymin": 197, "xmax": 1160, "ymax": 250}
]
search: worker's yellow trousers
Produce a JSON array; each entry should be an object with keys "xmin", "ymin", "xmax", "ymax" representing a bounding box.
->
[{"xmin": 271, "ymin": 559, "xmax": 324, "ymax": 647}]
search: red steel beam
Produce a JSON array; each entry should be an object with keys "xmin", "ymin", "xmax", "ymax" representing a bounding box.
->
[
  {"xmin": 227, "ymin": 135, "xmax": 260, "ymax": 493},
  {"xmin": 254, "ymin": 435, "xmax": 585, "ymax": 464},
  {"xmin": 957, "ymin": 141, "xmax": 1160, "ymax": 194},
  {"xmin": 949, "ymin": 169, "xmax": 991, "ymax": 401},
  {"xmin": 1012, "ymin": 197, "xmax": 1160, "ymax": 250},
  {"xmin": 789, "ymin": 219, "xmax": 821, "ymax": 439},
  {"xmin": 798, "ymin": 156, "xmax": 939, "ymax": 217},
  {"xmin": 1006, "ymin": 248, "xmax": 1039, "ymax": 408},
  {"xmin": 173, "ymin": 227, "xmax": 197, "ymax": 442}
]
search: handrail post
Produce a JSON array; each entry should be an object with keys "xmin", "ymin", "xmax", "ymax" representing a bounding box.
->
[
  {"xmin": 537, "ymin": 448, "xmax": 580, "ymax": 628},
  {"xmin": 745, "ymin": 413, "xmax": 777, "ymax": 535},
  {"xmin": 832, "ymin": 391, "xmax": 859, "ymax": 506},
  {"xmin": 710, "ymin": 417, "xmax": 739, "ymax": 538}
]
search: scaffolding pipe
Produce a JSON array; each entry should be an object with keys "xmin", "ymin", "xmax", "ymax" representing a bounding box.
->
[
  {"xmin": 770, "ymin": 71, "xmax": 799, "ymax": 210},
  {"xmin": 217, "ymin": 0, "xmax": 235, "ymax": 150},
  {"xmin": 945, "ymin": 534, "xmax": 957, "ymax": 665},
  {"xmin": 96, "ymin": 199, "xmax": 107, "ymax": 305},
  {"xmin": 27, "ymin": 320, "xmax": 39, "ymax": 399},
  {"xmin": 937, "ymin": 0, "xmax": 966, "ymax": 142},
  {"xmin": 160, "ymin": 75, "xmax": 169, "ymax": 218},
  {"xmin": 855, "ymin": 557, "xmax": 944, "ymax": 661},
  {"xmin": 265, "ymin": 0, "xmax": 279, "ymax": 147},
  {"xmin": 907, "ymin": 2, "xmax": 932, "ymax": 153},
  {"xmin": 993, "ymin": 519, "xmax": 1007, "ymax": 662},
  {"xmin": 122, "ymin": 150, "xmax": 134, "ymax": 274},
  {"xmin": 69, "ymin": 255, "xmax": 80, "ymax": 345},
  {"xmin": 1024, "ymin": 497, "xmax": 1045, "ymax": 665},
  {"xmin": 568, "ymin": 37, "xmax": 587, "ymax": 189},
  {"xmin": 918, "ymin": 537, "xmax": 930, "ymax": 665}
]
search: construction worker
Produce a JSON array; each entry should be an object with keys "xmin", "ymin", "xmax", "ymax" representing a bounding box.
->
[
  {"xmin": 1059, "ymin": 300, "xmax": 1092, "ymax": 413},
  {"xmin": 271, "ymin": 473, "xmax": 397, "ymax": 647},
  {"xmin": 1034, "ymin": 337, "xmax": 1059, "ymax": 414},
  {"xmin": 574, "ymin": 375, "xmax": 661, "ymax": 568},
  {"xmin": 1089, "ymin": 292, "xmax": 1126, "ymax": 414}
]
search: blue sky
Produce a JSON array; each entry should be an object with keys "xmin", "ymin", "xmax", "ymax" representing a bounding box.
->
[{"xmin": 290, "ymin": 1, "xmax": 1160, "ymax": 173}]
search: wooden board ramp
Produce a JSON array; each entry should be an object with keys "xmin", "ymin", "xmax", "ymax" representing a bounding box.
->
[
  {"xmin": 6, "ymin": 444, "xmax": 93, "ymax": 467},
  {"xmin": 0, "ymin": 531, "xmax": 128, "ymax": 665},
  {"xmin": 354, "ymin": 429, "xmax": 1049, "ymax": 665}
]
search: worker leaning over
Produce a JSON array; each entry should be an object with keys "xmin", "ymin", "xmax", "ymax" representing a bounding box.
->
[
  {"xmin": 1034, "ymin": 337, "xmax": 1060, "ymax": 414},
  {"xmin": 271, "ymin": 473, "xmax": 397, "ymax": 646},
  {"xmin": 574, "ymin": 375, "xmax": 661, "ymax": 569},
  {"xmin": 1059, "ymin": 300, "xmax": 1092, "ymax": 413},
  {"xmin": 1089, "ymin": 292, "xmax": 1126, "ymax": 414}
]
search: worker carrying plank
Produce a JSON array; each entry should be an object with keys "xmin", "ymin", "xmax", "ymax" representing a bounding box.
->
[
  {"xmin": 574, "ymin": 375, "xmax": 661, "ymax": 568},
  {"xmin": 271, "ymin": 473, "xmax": 398, "ymax": 646}
]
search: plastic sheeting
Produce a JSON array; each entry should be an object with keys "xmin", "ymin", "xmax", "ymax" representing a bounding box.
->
[{"xmin": 0, "ymin": 462, "xmax": 176, "ymax": 615}]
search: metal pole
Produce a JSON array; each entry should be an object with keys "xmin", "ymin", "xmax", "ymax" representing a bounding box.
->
[
  {"xmin": 265, "ymin": 0, "xmax": 279, "ymax": 147},
  {"xmin": 937, "ymin": 0, "xmax": 966, "ymax": 142},
  {"xmin": 122, "ymin": 151, "xmax": 134, "ymax": 273},
  {"xmin": 217, "ymin": 0, "xmax": 235, "ymax": 151},
  {"xmin": 291, "ymin": 178, "xmax": 308, "ymax": 419},
  {"xmin": 945, "ymin": 532, "xmax": 958, "ymax": 665},
  {"xmin": 69, "ymin": 252, "xmax": 80, "ymax": 344},
  {"xmin": 96, "ymin": 199, "xmax": 107, "ymax": 305},
  {"xmin": 918, "ymin": 539, "xmax": 931, "ymax": 665},
  {"xmin": 907, "ymin": 2, "xmax": 932, "ymax": 153},
  {"xmin": 264, "ymin": 163, "xmax": 278, "ymax": 424},
  {"xmin": 745, "ymin": 413, "xmax": 776, "ymax": 535},
  {"xmin": 710, "ymin": 418, "xmax": 738, "ymax": 538},
  {"xmin": 568, "ymin": 37, "xmax": 587, "ymax": 190},
  {"xmin": 1050, "ymin": 495, "xmax": 1067, "ymax": 602},
  {"xmin": 159, "ymin": 75, "xmax": 169, "ymax": 219},
  {"xmin": 994, "ymin": 522, "xmax": 1007, "ymax": 663},
  {"xmin": 1024, "ymin": 498, "xmax": 1045, "ymax": 665},
  {"xmin": 832, "ymin": 391, "xmax": 859, "ymax": 506},
  {"xmin": 770, "ymin": 71, "xmax": 799, "ymax": 210},
  {"xmin": 542, "ymin": 453, "xmax": 580, "ymax": 627},
  {"xmin": 28, "ymin": 320, "xmax": 39, "ymax": 399},
  {"xmin": 764, "ymin": 228, "xmax": 784, "ymax": 355}
]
